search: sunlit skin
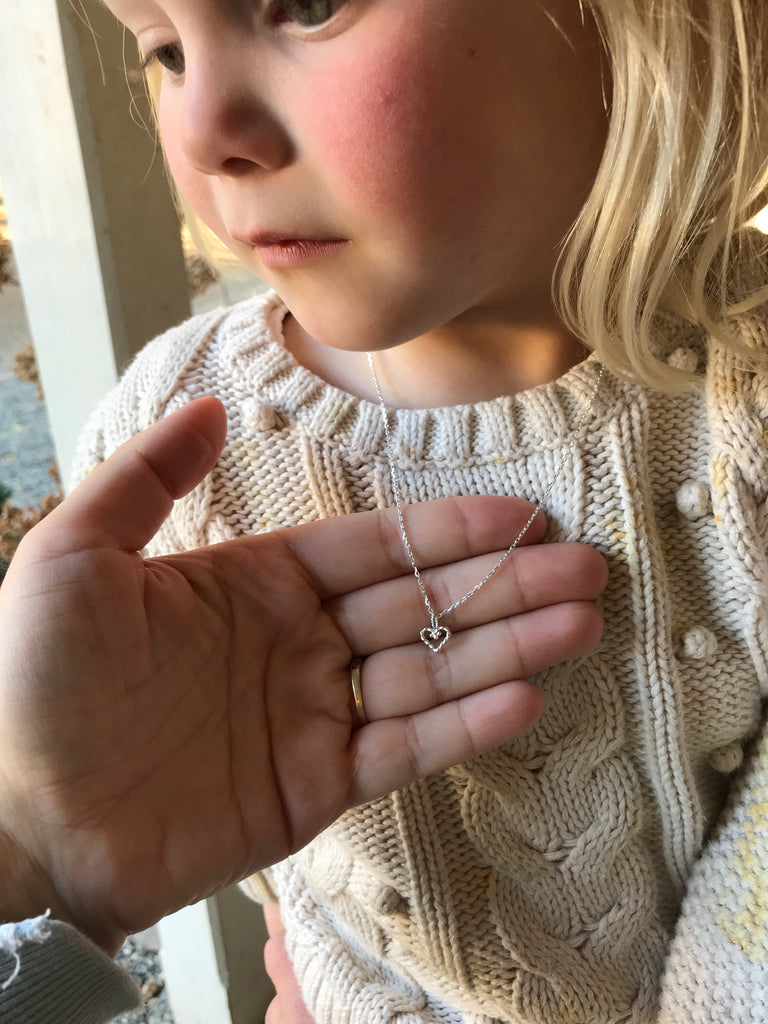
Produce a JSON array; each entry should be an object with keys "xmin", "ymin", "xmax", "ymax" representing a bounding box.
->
[{"xmin": 105, "ymin": 0, "xmax": 608, "ymax": 406}]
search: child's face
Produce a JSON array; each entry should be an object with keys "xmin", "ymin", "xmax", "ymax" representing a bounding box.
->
[{"xmin": 108, "ymin": 0, "xmax": 607, "ymax": 353}]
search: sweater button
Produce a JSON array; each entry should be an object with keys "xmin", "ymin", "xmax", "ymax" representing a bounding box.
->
[
  {"xmin": 242, "ymin": 397, "xmax": 280, "ymax": 432},
  {"xmin": 666, "ymin": 346, "xmax": 700, "ymax": 372},
  {"xmin": 675, "ymin": 480, "xmax": 711, "ymax": 520},
  {"xmin": 708, "ymin": 742, "xmax": 744, "ymax": 774},
  {"xmin": 679, "ymin": 626, "xmax": 718, "ymax": 660},
  {"xmin": 373, "ymin": 886, "xmax": 408, "ymax": 916}
]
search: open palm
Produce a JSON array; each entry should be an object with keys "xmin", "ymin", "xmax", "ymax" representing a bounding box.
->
[{"xmin": 0, "ymin": 399, "xmax": 605, "ymax": 952}]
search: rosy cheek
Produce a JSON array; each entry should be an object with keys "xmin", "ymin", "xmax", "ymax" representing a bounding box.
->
[{"xmin": 300, "ymin": 36, "xmax": 449, "ymax": 226}]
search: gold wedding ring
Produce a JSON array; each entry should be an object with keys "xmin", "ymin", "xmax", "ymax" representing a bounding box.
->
[{"xmin": 349, "ymin": 657, "xmax": 367, "ymax": 728}]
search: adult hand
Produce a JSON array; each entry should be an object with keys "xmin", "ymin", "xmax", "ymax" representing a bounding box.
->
[{"xmin": 0, "ymin": 398, "xmax": 606, "ymax": 954}]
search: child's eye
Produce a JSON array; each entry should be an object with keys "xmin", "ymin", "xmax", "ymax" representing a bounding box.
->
[
  {"xmin": 274, "ymin": 0, "xmax": 344, "ymax": 29},
  {"xmin": 141, "ymin": 42, "xmax": 185, "ymax": 77}
]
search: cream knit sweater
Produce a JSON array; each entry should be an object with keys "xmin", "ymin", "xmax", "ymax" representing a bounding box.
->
[{"xmin": 74, "ymin": 292, "xmax": 768, "ymax": 1024}]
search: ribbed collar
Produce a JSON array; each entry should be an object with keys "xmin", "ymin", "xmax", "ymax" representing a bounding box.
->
[{"xmin": 218, "ymin": 292, "xmax": 642, "ymax": 463}]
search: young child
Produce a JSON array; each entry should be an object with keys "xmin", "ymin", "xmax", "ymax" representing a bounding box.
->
[{"xmin": 77, "ymin": 1, "xmax": 768, "ymax": 1022}]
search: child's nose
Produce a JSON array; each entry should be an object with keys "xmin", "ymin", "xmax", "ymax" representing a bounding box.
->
[{"xmin": 178, "ymin": 64, "xmax": 291, "ymax": 176}]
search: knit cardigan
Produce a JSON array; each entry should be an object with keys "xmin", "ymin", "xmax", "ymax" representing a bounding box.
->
[{"xmin": 72, "ymin": 292, "xmax": 768, "ymax": 1024}]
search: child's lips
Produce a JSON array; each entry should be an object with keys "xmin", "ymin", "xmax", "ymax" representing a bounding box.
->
[{"xmin": 231, "ymin": 230, "xmax": 348, "ymax": 268}]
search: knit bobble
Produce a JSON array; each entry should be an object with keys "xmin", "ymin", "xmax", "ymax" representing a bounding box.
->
[
  {"xmin": 675, "ymin": 480, "xmax": 711, "ymax": 520},
  {"xmin": 373, "ymin": 886, "xmax": 409, "ymax": 916},
  {"xmin": 667, "ymin": 347, "xmax": 700, "ymax": 373},
  {"xmin": 707, "ymin": 742, "xmax": 744, "ymax": 774},
  {"xmin": 680, "ymin": 626, "xmax": 719, "ymax": 661},
  {"xmin": 242, "ymin": 397, "xmax": 280, "ymax": 432}
]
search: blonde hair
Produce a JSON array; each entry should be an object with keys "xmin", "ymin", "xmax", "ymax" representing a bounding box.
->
[
  {"xmin": 143, "ymin": 0, "xmax": 768, "ymax": 390},
  {"xmin": 557, "ymin": 0, "xmax": 768, "ymax": 389}
]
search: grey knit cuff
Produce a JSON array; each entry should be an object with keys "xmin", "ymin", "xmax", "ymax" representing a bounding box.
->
[{"xmin": 0, "ymin": 915, "xmax": 142, "ymax": 1024}]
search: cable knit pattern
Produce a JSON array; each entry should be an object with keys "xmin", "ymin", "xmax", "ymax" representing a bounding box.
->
[{"xmin": 72, "ymin": 292, "xmax": 768, "ymax": 1024}]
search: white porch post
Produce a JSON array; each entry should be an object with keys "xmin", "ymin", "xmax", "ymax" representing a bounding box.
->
[
  {"xmin": 0, "ymin": 0, "xmax": 190, "ymax": 484},
  {"xmin": 0, "ymin": 2, "xmax": 272, "ymax": 1021},
  {"xmin": 158, "ymin": 889, "xmax": 273, "ymax": 1024}
]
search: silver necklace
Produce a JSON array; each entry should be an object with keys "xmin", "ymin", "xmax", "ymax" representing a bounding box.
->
[{"xmin": 368, "ymin": 353, "xmax": 605, "ymax": 653}]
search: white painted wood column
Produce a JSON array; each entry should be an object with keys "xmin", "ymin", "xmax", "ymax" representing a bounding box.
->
[
  {"xmin": 0, "ymin": 0, "xmax": 190, "ymax": 485},
  {"xmin": 158, "ymin": 890, "xmax": 273, "ymax": 1024},
  {"xmin": 0, "ymin": 3, "xmax": 273, "ymax": 1021}
]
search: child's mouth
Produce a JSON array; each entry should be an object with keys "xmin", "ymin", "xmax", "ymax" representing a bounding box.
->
[{"xmin": 238, "ymin": 233, "xmax": 348, "ymax": 269}]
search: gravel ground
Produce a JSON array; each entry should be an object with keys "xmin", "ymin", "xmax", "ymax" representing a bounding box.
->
[
  {"xmin": 0, "ymin": 233, "xmax": 60, "ymax": 513},
  {"xmin": 113, "ymin": 938, "xmax": 175, "ymax": 1024},
  {"xmin": 0, "ymin": 375, "xmax": 58, "ymax": 510}
]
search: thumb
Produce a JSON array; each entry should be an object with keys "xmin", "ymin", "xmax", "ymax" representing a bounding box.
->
[{"xmin": 38, "ymin": 397, "xmax": 227, "ymax": 554}]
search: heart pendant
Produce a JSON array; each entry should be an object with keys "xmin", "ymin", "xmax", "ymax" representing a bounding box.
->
[{"xmin": 419, "ymin": 626, "xmax": 452, "ymax": 653}]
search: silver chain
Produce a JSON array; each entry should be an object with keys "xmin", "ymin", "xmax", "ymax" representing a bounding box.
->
[{"xmin": 368, "ymin": 352, "xmax": 605, "ymax": 652}]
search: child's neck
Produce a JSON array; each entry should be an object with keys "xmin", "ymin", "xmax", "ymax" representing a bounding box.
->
[{"xmin": 283, "ymin": 313, "xmax": 589, "ymax": 409}]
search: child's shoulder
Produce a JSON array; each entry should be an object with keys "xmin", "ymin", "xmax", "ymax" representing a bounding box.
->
[
  {"xmin": 125, "ymin": 288, "xmax": 286, "ymax": 400},
  {"xmin": 704, "ymin": 304, "xmax": 768, "ymax": 524},
  {"xmin": 707, "ymin": 304, "xmax": 768, "ymax": 416},
  {"xmin": 72, "ymin": 290, "xmax": 288, "ymax": 482}
]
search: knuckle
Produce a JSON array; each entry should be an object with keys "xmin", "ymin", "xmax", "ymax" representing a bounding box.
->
[
  {"xmin": 402, "ymin": 714, "xmax": 426, "ymax": 779},
  {"xmin": 421, "ymin": 645, "xmax": 454, "ymax": 706},
  {"xmin": 377, "ymin": 507, "xmax": 413, "ymax": 573},
  {"xmin": 500, "ymin": 615, "xmax": 528, "ymax": 675},
  {"xmin": 423, "ymin": 569, "xmax": 457, "ymax": 616},
  {"xmin": 561, "ymin": 599, "xmax": 605, "ymax": 653},
  {"xmin": 568, "ymin": 542, "xmax": 610, "ymax": 590}
]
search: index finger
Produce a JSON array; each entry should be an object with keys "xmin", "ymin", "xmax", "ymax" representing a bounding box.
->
[{"xmin": 271, "ymin": 496, "xmax": 546, "ymax": 599}]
